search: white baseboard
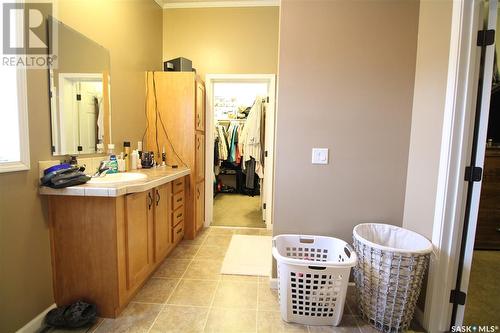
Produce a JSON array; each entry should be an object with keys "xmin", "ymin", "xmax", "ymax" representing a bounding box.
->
[
  {"xmin": 269, "ymin": 278, "xmax": 278, "ymax": 290},
  {"xmin": 16, "ymin": 304, "xmax": 56, "ymax": 333}
]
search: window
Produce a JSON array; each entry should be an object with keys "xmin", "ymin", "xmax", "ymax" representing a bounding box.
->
[{"xmin": 0, "ymin": 1, "xmax": 30, "ymax": 173}]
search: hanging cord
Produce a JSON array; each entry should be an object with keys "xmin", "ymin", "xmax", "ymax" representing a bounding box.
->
[
  {"xmin": 153, "ymin": 74, "xmax": 160, "ymax": 158},
  {"xmin": 141, "ymin": 72, "xmax": 150, "ymax": 144},
  {"xmin": 151, "ymin": 72, "xmax": 188, "ymax": 167}
]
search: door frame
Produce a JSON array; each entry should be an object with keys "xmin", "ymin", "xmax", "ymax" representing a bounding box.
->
[
  {"xmin": 421, "ymin": 0, "xmax": 496, "ymax": 331},
  {"xmin": 204, "ymin": 74, "xmax": 276, "ymax": 230}
]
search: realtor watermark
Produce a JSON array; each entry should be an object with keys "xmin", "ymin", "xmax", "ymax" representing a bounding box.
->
[
  {"xmin": 1, "ymin": 1, "xmax": 57, "ymax": 68},
  {"xmin": 451, "ymin": 325, "xmax": 499, "ymax": 333}
]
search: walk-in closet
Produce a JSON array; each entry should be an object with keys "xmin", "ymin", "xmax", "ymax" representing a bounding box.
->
[{"xmin": 206, "ymin": 76, "xmax": 276, "ymax": 229}]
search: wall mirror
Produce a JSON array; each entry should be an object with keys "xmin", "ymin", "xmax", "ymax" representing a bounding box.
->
[{"xmin": 48, "ymin": 18, "xmax": 111, "ymax": 156}]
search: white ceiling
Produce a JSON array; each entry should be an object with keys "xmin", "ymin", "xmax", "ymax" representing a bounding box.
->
[{"xmin": 155, "ymin": 0, "xmax": 280, "ymax": 9}]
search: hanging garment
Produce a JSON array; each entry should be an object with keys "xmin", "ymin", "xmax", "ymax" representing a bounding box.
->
[
  {"xmin": 95, "ymin": 96, "xmax": 104, "ymax": 142},
  {"xmin": 240, "ymin": 97, "xmax": 264, "ymax": 178},
  {"xmin": 216, "ymin": 125, "xmax": 229, "ymax": 161},
  {"xmin": 245, "ymin": 158, "xmax": 256, "ymax": 189}
]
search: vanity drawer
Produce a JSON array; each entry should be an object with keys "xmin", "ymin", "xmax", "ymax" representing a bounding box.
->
[
  {"xmin": 172, "ymin": 206, "xmax": 184, "ymax": 227},
  {"xmin": 172, "ymin": 192, "xmax": 184, "ymax": 210},
  {"xmin": 173, "ymin": 221, "xmax": 184, "ymax": 243},
  {"xmin": 173, "ymin": 178, "xmax": 185, "ymax": 194}
]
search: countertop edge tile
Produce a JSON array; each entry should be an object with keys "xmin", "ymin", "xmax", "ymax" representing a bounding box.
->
[{"xmin": 39, "ymin": 167, "xmax": 191, "ymax": 197}]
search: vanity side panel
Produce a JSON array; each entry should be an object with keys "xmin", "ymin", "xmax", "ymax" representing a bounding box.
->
[{"xmin": 48, "ymin": 195, "xmax": 119, "ymax": 317}]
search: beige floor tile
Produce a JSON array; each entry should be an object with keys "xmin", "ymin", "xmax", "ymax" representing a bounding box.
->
[
  {"xmin": 308, "ymin": 315, "xmax": 361, "ymax": 333},
  {"xmin": 181, "ymin": 229, "xmax": 210, "ymax": 246},
  {"xmin": 204, "ymin": 308, "xmax": 257, "ymax": 333},
  {"xmin": 154, "ymin": 259, "xmax": 191, "ymax": 278},
  {"xmin": 195, "ymin": 245, "xmax": 228, "ymax": 260},
  {"xmin": 168, "ymin": 244, "xmax": 200, "ymax": 259},
  {"xmin": 132, "ymin": 277, "xmax": 179, "ymax": 303},
  {"xmin": 212, "ymin": 280, "xmax": 258, "ymax": 309},
  {"xmin": 203, "ymin": 234, "xmax": 233, "ymax": 247},
  {"xmin": 168, "ymin": 279, "xmax": 218, "ymax": 307},
  {"xmin": 258, "ymin": 283, "xmax": 280, "ymax": 311},
  {"xmin": 149, "ymin": 305, "xmax": 209, "ymax": 333},
  {"xmin": 94, "ymin": 302, "xmax": 162, "ymax": 333},
  {"xmin": 234, "ymin": 228, "xmax": 263, "ymax": 235},
  {"xmin": 183, "ymin": 259, "xmax": 223, "ymax": 280},
  {"xmin": 52, "ymin": 318, "xmax": 103, "ymax": 333},
  {"xmin": 209, "ymin": 227, "xmax": 237, "ymax": 235},
  {"xmin": 221, "ymin": 274, "xmax": 259, "ymax": 283},
  {"xmin": 257, "ymin": 311, "xmax": 309, "ymax": 332}
]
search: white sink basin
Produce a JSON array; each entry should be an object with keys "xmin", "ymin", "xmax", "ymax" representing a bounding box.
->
[{"xmin": 88, "ymin": 172, "xmax": 147, "ymax": 184}]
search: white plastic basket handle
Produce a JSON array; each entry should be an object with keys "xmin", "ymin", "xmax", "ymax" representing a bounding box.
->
[
  {"xmin": 344, "ymin": 244, "xmax": 355, "ymax": 258},
  {"xmin": 299, "ymin": 236, "xmax": 315, "ymax": 244},
  {"xmin": 308, "ymin": 265, "xmax": 327, "ymax": 270}
]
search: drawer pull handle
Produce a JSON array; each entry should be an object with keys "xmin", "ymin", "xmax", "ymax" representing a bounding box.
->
[
  {"xmin": 176, "ymin": 198, "xmax": 182, "ymax": 203},
  {"xmin": 176, "ymin": 182, "xmax": 182, "ymax": 186},
  {"xmin": 177, "ymin": 228, "xmax": 183, "ymax": 234},
  {"xmin": 177, "ymin": 213, "xmax": 183, "ymax": 218},
  {"xmin": 147, "ymin": 192, "xmax": 153, "ymax": 210}
]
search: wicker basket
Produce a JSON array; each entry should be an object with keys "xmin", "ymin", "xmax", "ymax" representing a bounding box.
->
[{"xmin": 352, "ymin": 223, "xmax": 432, "ymax": 333}]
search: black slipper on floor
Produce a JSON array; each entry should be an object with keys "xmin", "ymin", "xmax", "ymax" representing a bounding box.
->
[{"xmin": 42, "ymin": 300, "xmax": 98, "ymax": 331}]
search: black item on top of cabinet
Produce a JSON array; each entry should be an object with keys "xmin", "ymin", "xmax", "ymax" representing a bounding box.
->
[{"xmin": 163, "ymin": 57, "xmax": 192, "ymax": 72}]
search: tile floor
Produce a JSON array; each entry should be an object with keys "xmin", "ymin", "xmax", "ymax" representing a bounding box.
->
[{"xmin": 51, "ymin": 227, "xmax": 426, "ymax": 333}]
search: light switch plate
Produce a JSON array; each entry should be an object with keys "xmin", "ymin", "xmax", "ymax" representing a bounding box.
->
[{"xmin": 312, "ymin": 148, "xmax": 329, "ymax": 165}]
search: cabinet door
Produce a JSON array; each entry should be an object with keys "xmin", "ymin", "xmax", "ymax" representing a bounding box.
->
[
  {"xmin": 195, "ymin": 81, "xmax": 205, "ymax": 131},
  {"xmin": 195, "ymin": 181, "xmax": 205, "ymax": 231},
  {"xmin": 195, "ymin": 133, "xmax": 205, "ymax": 182},
  {"xmin": 125, "ymin": 190, "xmax": 154, "ymax": 290},
  {"xmin": 154, "ymin": 183, "xmax": 172, "ymax": 262}
]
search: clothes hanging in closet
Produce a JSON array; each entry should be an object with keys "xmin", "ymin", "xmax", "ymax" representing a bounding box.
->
[{"xmin": 239, "ymin": 97, "xmax": 265, "ymax": 179}]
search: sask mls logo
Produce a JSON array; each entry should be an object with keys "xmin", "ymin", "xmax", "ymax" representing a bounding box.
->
[{"xmin": 1, "ymin": 1, "xmax": 57, "ymax": 68}]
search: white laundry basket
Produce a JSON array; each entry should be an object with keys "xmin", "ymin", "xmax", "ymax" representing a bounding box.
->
[
  {"xmin": 272, "ymin": 234, "xmax": 357, "ymax": 326},
  {"xmin": 353, "ymin": 223, "xmax": 433, "ymax": 333}
]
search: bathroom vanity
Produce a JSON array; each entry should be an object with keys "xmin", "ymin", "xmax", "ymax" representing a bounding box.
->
[{"xmin": 40, "ymin": 167, "xmax": 190, "ymax": 317}]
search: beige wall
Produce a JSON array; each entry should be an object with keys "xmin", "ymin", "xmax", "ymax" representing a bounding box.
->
[
  {"xmin": 0, "ymin": 1, "xmax": 162, "ymax": 331},
  {"xmin": 273, "ymin": 0, "xmax": 419, "ymax": 242},
  {"xmin": 403, "ymin": 0, "xmax": 453, "ymax": 240},
  {"xmin": 163, "ymin": 7, "xmax": 279, "ymax": 78}
]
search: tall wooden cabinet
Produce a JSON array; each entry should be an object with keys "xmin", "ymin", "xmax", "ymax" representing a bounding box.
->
[{"xmin": 145, "ymin": 72, "xmax": 205, "ymax": 239}]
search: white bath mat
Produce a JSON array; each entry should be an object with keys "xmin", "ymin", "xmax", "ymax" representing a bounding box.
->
[{"xmin": 221, "ymin": 235, "xmax": 272, "ymax": 276}]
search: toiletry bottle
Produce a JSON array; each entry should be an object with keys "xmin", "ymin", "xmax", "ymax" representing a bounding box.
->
[
  {"xmin": 108, "ymin": 155, "xmax": 119, "ymax": 173},
  {"xmin": 162, "ymin": 145, "xmax": 166, "ymax": 166},
  {"xmin": 131, "ymin": 149, "xmax": 138, "ymax": 170},
  {"xmin": 137, "ymin": 141, "xmax": 143, "ymax": 158},
  {"xmin": 96, "ymin": 143, "xmax": 104, "ymax": 154},
  {"xmin": 107, "ymin": 143, "xmax": 115, "ymax": 156},
  {"xmin": 123, "ymin": 141, "xmax": 131, "ymax": 171}
]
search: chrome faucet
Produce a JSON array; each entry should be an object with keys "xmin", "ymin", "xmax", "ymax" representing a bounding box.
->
[{"xmin": 94, "ymin": 161, "xmax": 110, "ymax": 177}]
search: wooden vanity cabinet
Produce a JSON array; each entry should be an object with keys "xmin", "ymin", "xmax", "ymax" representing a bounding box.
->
[
  {"xmin": 48, "ymin": 177, "xmax": 186, "ymax": 318},
  {"xmin": 124, "ymin": 190, "xmax": 154, "ymax": 291},
  {"xmin": 153, "ymin": 183, "xmax": 173, "ymax": 262}
]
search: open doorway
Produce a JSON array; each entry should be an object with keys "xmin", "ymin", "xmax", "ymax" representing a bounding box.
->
[
  {"xmin": 204, "ymin": 74, "xmax": 276, "ymax": 230},
  {"xmin": 462, "ymin": 4, "xmax": 500, "ymax": 324},
  {"xmin": 450, "ymin": 0, "xmax": 500, "ymax": 327}
]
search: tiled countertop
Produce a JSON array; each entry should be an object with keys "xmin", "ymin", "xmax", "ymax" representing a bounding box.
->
[{"xmin": 39, "ymin": 166, "xmax": 190, "ymax": 197}]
